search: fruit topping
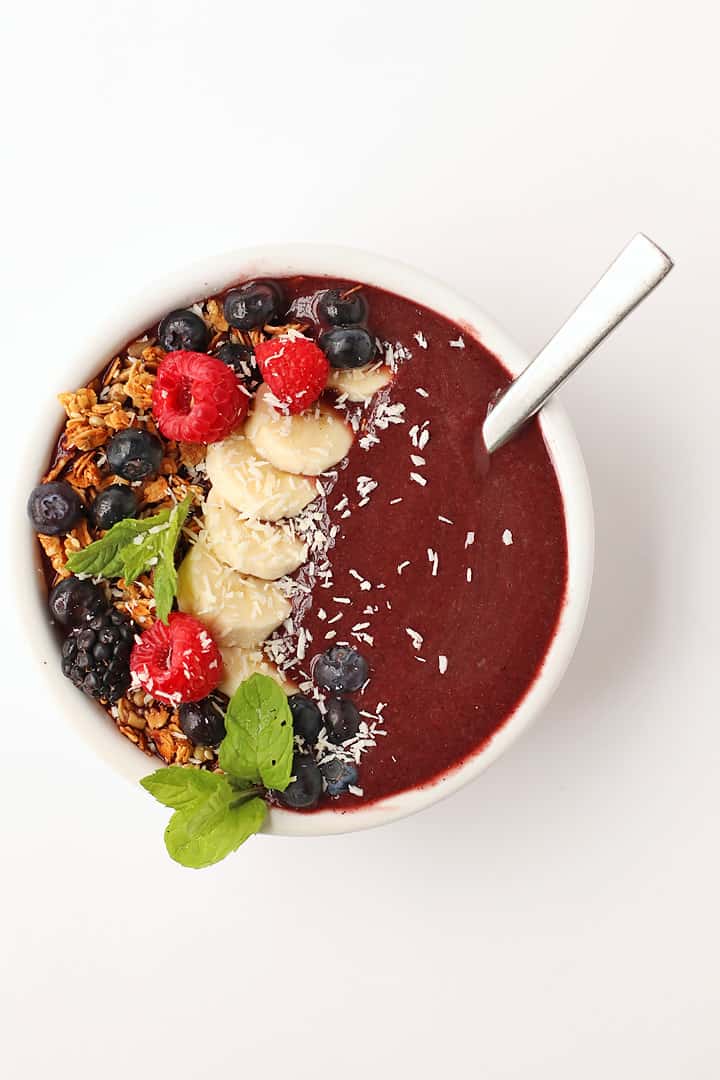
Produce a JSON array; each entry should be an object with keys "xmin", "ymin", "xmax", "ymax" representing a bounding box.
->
[
  {"xmin": 27, "ymin": 481, "xmax": 82, "ymax": 535},
  {"xmin": 318, "ymin": 287, "xmax": 368, "ymax": 326},
  {"xmin": 90, "ymin": 484, "xmax": 138, "ymax": 529},
  {"xmin": 205, "ymin": 433, "xmax": 317, "ymax": 521},
  {"xmin": 203, "ymin": 492, "xmax": 307, "ymax": 580},
  {"xmin": 178, "ymin": 694, "xmax": 227, "ymax": 746},
  {"xmin": 158, "ymin": 309, "xmax": 210, "ymax": 353},
  {"xmin": 223, "ymin": 281, "xmax": 283, "ymax": 330},
  {"xmin": 49, "ymin": 576, "xmax": 107, "ymax": 628},
  {"xmin": 327, "ymin": 363, "xmax": 393, "ymax": 402},
  {"xmin": 152, "ymin": 350, "xmax": 247, "ymax": 443},
  {"xmin": 276, "ymin": 753, "xmax": 323, "ymax": 810},
  {"xmin": 320, "ymin": 326, "xmax": 376, "ymax": 369},
  {"xmin": 288, "ymin": 693, "xmax": 323, "ymax": 744},
  {"xmin": 107, "ymin": 429, "xmax": 163, "ymax": 481},
  {"xmin": 215, "ymin": 341, "xmax": 257, "ymax": 381},
  {"xmin": 245, "ymin": 384, "xmax": 353, "ymax": 476},
  {"xmin": 324, "ymin": 695, "xmax": 361, "ymax": 743},
  {"xmin": 255, "ymin": 334, "xmax": 329, "ymax": 415},
  {"xmin": 130, "ymin": 611, "xmax": 222, "ymax": 705},
  {"xmin": 313, "ymin": 645, "xmax": 369, "ymax": 693},
  {"xmin": 320, "ymin": 757, "xmax": 359, "ymax": 797},
  {"xmin": 61, "ymin": 608, "xmax": 134, "ymax": 702}
]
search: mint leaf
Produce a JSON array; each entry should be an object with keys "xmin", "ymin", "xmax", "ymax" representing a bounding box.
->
[
  {"xmin": 66, "ymin": 507, "xmax": 172, "ymax": 578},
  {"xmin": 219, "ymin": 673, "xmax": 293, "ymax": 790},
  {"xmin": 164, "ymin": 792, "xmax": 267, "ymax": 869},
  {"xmin": 153, "ymin": 496, "xmax": 191, "ymax": 623},
  {"xmin": 140, "ymin": 765, "xmax": 224, "ymax": 810}
]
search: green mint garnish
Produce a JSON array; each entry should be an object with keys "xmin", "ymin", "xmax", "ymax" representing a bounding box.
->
[
  {"xmin": 140, "ymin": 673, "xmax": 294, "ymax": 869},
  {"xmin": 66, "ymin": 495, "xmax": 191, "ymax": 623}
]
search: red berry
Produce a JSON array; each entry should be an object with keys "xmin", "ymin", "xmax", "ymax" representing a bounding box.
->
[
  {"xmin": 130, "ymin": 613, "xmax": 222, "ymax": 706},
  {"xmin": 255, "ymin": 334, "xmax": 329, "ymax": 415},
  {"xmin": 152, "ymin": 350, "xmax": 248, "ymax": 443}
]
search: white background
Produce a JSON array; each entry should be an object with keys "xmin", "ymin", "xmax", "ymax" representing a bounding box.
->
[{"xmin": 2, "ymin": 1, "xmax": 719, "ymax": 1076}]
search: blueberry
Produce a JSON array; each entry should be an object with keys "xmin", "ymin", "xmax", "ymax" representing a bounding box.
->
[
  {"xmin": 277, "ymin": 753, "xmax": 323, "ymax": 810},
  {"xmin": 158, "ymin": 309, "xmax": 210, "ymax": 353},
  {"xmin": 49, "ymin": 576, "xmax": 107, "ymax": 628},
  {"xmin": 318, "ymin": 288, "xmax": 368, "ymax": 326},
  {"xmin": 223, "ymin": 281, "xmax": 283, "ymax": 330},
  {"xmin": 178, "ymin": 697, "xmax": 226, "ymax": 746},
  {"xmin": 27, "ymin": 481, "xmax": 82, "ymax": 536},
  {"xmin": 107, "ymin": 429, "xmax": 163, "ymax": 481},
  {"xmin": 324, "ymin": 696, "xmax": 361, "ymax": 743},
  {"xmin": 320, "ymin": 757, "xmax": 359, "ymax": 797},
  {"xmin": 320, "ymin": 326, "xmax": 376, "ymax": 369},
  {"xmin": 313, "ymin": 645, "xmax": 369, "ymax": 693},
  {"xmin": 90, "ymin": 485, "xmax": 138, "ymax": 529},
  {"xmin": 288, "ymin": 694, "xmax": 322, "ymax": 745},
  {"xmin": 215, "ymin": 341, "xmax": 255, "ymax": 375}
]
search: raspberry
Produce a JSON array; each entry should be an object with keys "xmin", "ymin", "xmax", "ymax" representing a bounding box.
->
[
  {"xmin": 255, "ymin": 334, "xmax": 329, "ymax": 415},
  {"xmin": 130, "ymin": 612, "xmax": 222, "ymax": 706},
  {"xmin": 152, "ymin": 350, "xmax": 248, "ymax": 443}
]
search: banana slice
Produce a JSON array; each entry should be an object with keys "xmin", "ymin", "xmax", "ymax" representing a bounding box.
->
[
  {"xmin": 176, "ymin": 539, "xmax": 290, "ymax": 649},
  {"xmin": 206, "ymin": 433, "xmax": 317, "ymax": 522},
  {"xmin": 327, "ymin": 363, "xmax": 393, "ymax": 402},
  {"xmin": 245, "ymin": 385, "xmax": 354, "ymax": 476},
  {"xmin": 218, "ymin": 645, "xmax": 294, "ymax": 697},
  {"xmin": 203, "ymin": 492, "xmax": 307, "ymax": 580}
]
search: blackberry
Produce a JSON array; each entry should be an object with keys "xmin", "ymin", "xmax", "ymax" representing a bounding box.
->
[{"xmin": 61, "ymin": 608, "xmax": 135, "ymax": 703}]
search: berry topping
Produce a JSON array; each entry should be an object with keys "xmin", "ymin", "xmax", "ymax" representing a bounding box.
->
[
  {"xmin": 255, "ymin": 335, "xmax": 329, "ymax": 415},
  {"xmin": 215, "ymin": 341, "xmax": 257, "ymax": 379},
  {"xmin": 319, "ymin": 288, "xmax": 368, "ymax": 326},
  {"xmin": 324, "ymin": 696, "xmax": 361, "ymax": 743},
  {"xmin": 152, "ymin": 350, "xmax": 247, "ymax": 443},
  {"xmin": 49, "ymin": 576, "xmax": 107, "ymax": 628},
  {"xmin": 320, "ymin": 757, "xmax": 359, "ymax": 797},
  {"xmin": 107, "ymin": 429, "xmax": 163, "ymax": 481},
  {"xmin": 276, "ymin": 753, "xmax": 323, "ymax": 810},
  {"xmin": 313, "ymin": 645, "xmax": 369, "ymax": 693},
  {"xmin": 130, "ymin": 612, "xmax": 222, "ymax": 705},
  {"xmin": 27, "ymin": 481, "xmax": 82, "ymax": 536},
  {"xmin": 158, "ymin": 309, "xmax": 210, "ymax": 353},
  {"xmin": 288, "ymin": 693, "xmax": 323, "ymax": 745},
  {"xmin": 61, "ymin": 608, "xmax": 134, "ymax": 702},
  {"xmin": 320, "ymin": 326, "xmax": 376, "ymax": 369},
  {"xmin": 178, "ymin": 695, "xmax": 227, "ymax": 746},
  {"xmin": 223, "ymin": 281, "xmax": 283, "ymax": 330},
  {"xmin": 90, "ymin": 484, "xmax": 138, "ymax": 530}
]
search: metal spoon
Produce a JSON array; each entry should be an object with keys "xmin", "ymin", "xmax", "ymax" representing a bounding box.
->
[{"xmin": 482, "ymin": 233, "xmax": 673, "ymax": 454}]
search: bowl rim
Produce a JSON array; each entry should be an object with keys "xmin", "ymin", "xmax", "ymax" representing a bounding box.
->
[{"xmin": 15, "ymin": 243, "xmax": 594, "ymax": 837}]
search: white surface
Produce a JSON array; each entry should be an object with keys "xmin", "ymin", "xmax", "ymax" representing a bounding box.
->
[{"xmin": 1, "ymin": 1, "xmax": 718, "ymax": 1076}]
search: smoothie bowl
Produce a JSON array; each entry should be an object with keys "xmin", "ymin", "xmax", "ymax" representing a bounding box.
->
[{"xmin": 19, "ymin": 245, "xmax": 593, "ymax": 866}]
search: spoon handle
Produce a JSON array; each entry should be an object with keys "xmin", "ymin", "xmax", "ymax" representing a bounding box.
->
[{"xmin": 482, "ymin": 233, "xmax": 673, "ymax": 454}]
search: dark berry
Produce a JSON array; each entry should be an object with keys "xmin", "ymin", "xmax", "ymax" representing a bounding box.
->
[
  {"xmin": 277, "ymin": 753, "xmax": 323, "ymax": 810},
  {"xmin": 320, "ymin": 326, "xmax": 376, "ymax": 369},
  {"xmin": 60, "ymin": 607, "xmax": 134, "ymax": 703},
  {"xmin": 288, "ymin": 694, "xmax": 322, "ymax": 745},
  {"xmin": 324, "ymin": 696, "xmax": 361, "ymax": 743},
  {"xmin": 178, "ymin": 696, "xmax": 226, "ymax": 746},
  {"xmin": 158, "ymin": 309, "xmax": 210, "ymax": 353},
  {"xmin": 27, "ymin": 481, "xmax": 82, "ymax": 536},
  {"xmin": 223, "ymin": 281, "xmax": 282, "ymax": 330},
  {"xmin": 313, "ymin": 645, "xmax": 369, "ymax": 693},
  {"xmin": 49, "ymin": 576, "xmax": 107, "ymax": 628},
  {"xmin": 318, "ymin": 288, "xmax": 368, "ymax": 326},
  {"xmin": 106, "ymin": 429, "xmax": 163, "ymax": 481},
  {"xmin": 90, "ymin": 485, "xmax": 138, "ymax": 529},
  {"xmin": 215, "ymin": 341, "xmax": 255, "ymax": 376},
  {"xmin": 320, "ymin": 757, "xmax": 359, "ymax": 797}
]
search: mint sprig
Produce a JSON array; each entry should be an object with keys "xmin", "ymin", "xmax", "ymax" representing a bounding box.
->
[
  {"xmin": 140, "ymin": 673, "xmax": 294, "ymax": 869},
  {"xmin": 66, "ymin": 496, "xmax": 191, "ymax": 623}
]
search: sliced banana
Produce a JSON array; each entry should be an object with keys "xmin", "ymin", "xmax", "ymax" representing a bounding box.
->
[
  {"xmin": 206, "ymin": 433, "xmax": 317, "ymax": 522},
  {"xmin": 176, "ymin": 538, "xmax": 290, "ymax": 649},
  {"xmin": 327, "ymin": 363, "xmax": 393, "ymax": 402},
  {"xmin": 203, "ymin": 492, "xmax": 307, "ymax": 581},
  {"xmin": 218, "ymin": 645, "xmax": 294, "ymax": 697},
  {"xmin": 245, "ymin": 385, "xmax": 354, "ymax": 476}
]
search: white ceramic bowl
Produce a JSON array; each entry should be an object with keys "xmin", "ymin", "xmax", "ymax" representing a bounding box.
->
[{"xmin": 17, "ymin": 244, "xmax": 594, "ymax": 837}]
